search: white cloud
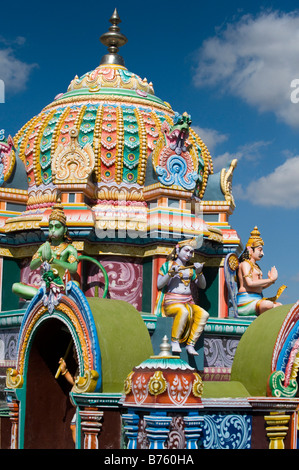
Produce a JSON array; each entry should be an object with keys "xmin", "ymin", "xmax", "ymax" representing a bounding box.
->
[
  {"xmin": 213, "ymin": 151, "xmax": 242, "ymax": 172},
  {"xmin": 192, "ymin": 125, "xmax": 228, "ymax": 152},
  {"xmin": 0, "ymin": 41, "xmax": 37, "ymax": 94},
  {"xmin": 239, "ymin": 156, "xmax": 299, "ymax": 208},
  {"xmin": 193, "ymin": 11, "xmax": 299, "ymax": 128},
  {"xmin": 212, "ymin": 139, "xmax": 270, "ymax": 172}
]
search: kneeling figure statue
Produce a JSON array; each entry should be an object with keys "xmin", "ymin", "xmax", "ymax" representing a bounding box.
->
[{"xmin": 237, "ymin": 227, "xmax": 285, "ymax": 316}]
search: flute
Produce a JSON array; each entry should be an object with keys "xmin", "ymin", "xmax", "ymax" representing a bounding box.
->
[{"xmin": 168, "ymin": 262, "xmax": 205, "ymax": 275}]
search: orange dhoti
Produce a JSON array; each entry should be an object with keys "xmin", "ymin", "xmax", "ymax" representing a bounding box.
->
[{"xmin": 163, "ymin": 293, "xmax": 209, "ymax": 345}]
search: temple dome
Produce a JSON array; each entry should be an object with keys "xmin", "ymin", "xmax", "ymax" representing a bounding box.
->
[
  {"xmin": 67, "ymin": 64, "xmax": 155, "ymax": 96},
  {"xmin": 11, "ymin": 10, "xmax": 213, "ymax": 213}
]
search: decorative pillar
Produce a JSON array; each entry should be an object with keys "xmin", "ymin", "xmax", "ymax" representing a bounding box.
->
[
  {"xmin": 144, "ymin": 414, "xmax": 172, "ymax": 449},
  {"xmin": 7, "ymin": 400, "xmax": 19, "ymax": 449},
  {"xmin": 218, "ymin": 266, "xmax": 228, "ymax": 318},
  {"xmin": 184, "ymin": 414, "xmax": 203, "ymax": 449},
  {"xmin": 122, "ymin": 411, "xmax": 140, "ymax": 449},
  {"xmin": 264, "ymin": 412, "xmax": 290, "ymax": 449},
  {"xmin": 79, "ymin": 407, "xmax": 104, "ymax": 449}
]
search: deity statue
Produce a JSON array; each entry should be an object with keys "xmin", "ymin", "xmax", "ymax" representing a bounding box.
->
[
  {"xmin": 237, "ymin": 227, "xmax": 285, "ymax": 316},
  {"xmin": 56, "ymin": 348, "xmax": 78, "ymax": 444},
  {"xmin": 12, "ymin": 202, "xmax": 78, "ymax": 300},
  {"xmin": 152, "ymin": 111, "xmax": 200, "ymax": 192},
  {"xmin": 154, "ymin": 237, "xmax": 209, "ymax": 356}
]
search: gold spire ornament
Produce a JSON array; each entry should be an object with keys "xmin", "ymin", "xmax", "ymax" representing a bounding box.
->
[{"xmin": 246, "ymin": 226, "xmax": 264, "ymax": 248}]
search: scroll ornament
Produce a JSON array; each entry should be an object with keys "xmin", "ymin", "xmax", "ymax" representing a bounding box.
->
[
  {"xmin": 6, "ymin": 368, "xmax": 24, "ymax": 389},
  {"xmin": 73, "ymin": 369, "xmax": 99, "ymax": 393}
]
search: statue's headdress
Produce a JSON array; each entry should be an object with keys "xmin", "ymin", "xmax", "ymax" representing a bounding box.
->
[
  {"xmin": 48, "ymin": 201, "xmax": 72, "ymax": 243},
  {"xmin": 49, "ymin": 202, "xmax": 67, "ymax": 226},
  {"xmin": 167, "ymin": 236, "xmax": 202, "ymax": 261},
  {"xmin": 246, "ymin": 226, "xmax": 264, "ymax": 248},
  {"xmin": 177, "ymin": 237, "xmax": 199, "ymax": 249}
]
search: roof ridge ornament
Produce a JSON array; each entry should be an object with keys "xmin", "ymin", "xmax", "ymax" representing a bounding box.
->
[{"xmin": 99, "ymin": 9, "xmax": 128, "ymax": 67}]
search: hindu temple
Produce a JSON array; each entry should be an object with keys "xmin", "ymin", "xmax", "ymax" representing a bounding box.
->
[{"xmin": 0, "ymin": 10, "xmax": 298, "ymax": 450}]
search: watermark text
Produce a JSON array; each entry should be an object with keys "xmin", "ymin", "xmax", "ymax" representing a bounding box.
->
[
  {"xmin": 290, "ymin": 79, "xmax": 299, "ymax": 103},
  {"xmin": 0, "ymin": 80, "xmax": 4, "ymax": 103}
]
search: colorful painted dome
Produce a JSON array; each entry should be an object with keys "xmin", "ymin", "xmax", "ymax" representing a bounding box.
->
[
  {"xmin": 67, "ymin": 64, "xmax": 155, "ymax": 96},
  {"xmin": 12, "ymin": 11, "xmax": 213, "ymax": 211},
  {"xmin": 122, "ymin": 336, "xmax": 204, "ymax": 408}
]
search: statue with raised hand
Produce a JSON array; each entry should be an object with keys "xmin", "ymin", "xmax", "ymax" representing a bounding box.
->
[
  {"xmin": 154, "ymin": 237, "xmax": 209, "ymax": 356},
  {"xmin": 237, "ymin": 226, "xmax": 286, "ymax": 316},
  {"xmin": 12, "ymin": 202, "xmax": 78, "ymax": 300}
]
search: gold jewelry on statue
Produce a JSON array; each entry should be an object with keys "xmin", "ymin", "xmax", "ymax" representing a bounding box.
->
[
  {"xmin": 49, "ymin": 242, "xmax": 69, "ymax": 259},
  {"xmin": 61, "ymin": 369, "xmax": 68, "ymax": 376},
  {"xmin": 178, "ymin": 269, "xmax": 193, "ymax": 286},
  {"xmin": 243, "ymin": 259, "xmax": 262, "ymax": 279},
  {"xmin": 68, "ymin": 254, "xmax": 77, "ymax": 264}
]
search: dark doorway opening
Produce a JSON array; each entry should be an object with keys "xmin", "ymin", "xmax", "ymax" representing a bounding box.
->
[{"xmin": 24, "ymin": 318, "xmax": 77, "ymax": 449}]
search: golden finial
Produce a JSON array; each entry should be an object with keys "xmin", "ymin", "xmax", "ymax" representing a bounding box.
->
[
  {"xmin": 158, "ymin": 336, "xmax": 173, "ymax": 357},
  {"xmin": 99, "ymin": 9, "xmax": 128, "ymax": 66}
]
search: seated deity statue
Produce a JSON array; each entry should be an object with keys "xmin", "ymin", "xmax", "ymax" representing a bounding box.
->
[
  {"xmin": 237, "ymin": 226, "xmax": 285, "ymax": 316},
  {"xmin": 154, "ymin": 237, "xmax": 209, "ymax": 356},
  {"xmin": 12, "ymin": 202, "xmax": 78, "ymax": 300}
]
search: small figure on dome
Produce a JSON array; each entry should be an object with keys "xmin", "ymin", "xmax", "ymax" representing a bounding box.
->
[
  {"xmin": 154, "ymin": 237, "xmax": 209, "ymax": 356},
  {"xmin": 12, "ymin": 202, "xmax": 78, "ymax": 300},
  {"xmin": 165, "ymin": 111, "xmax": 192, "ymax": 155},
  {"xmin": 237, "ymin": 226, "xmax": 286, "ymax": 316}
]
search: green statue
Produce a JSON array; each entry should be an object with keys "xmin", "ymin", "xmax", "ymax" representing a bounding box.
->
[{"xmin": 12, "ymin": 202, "xmax": 78, "ymax": 300}]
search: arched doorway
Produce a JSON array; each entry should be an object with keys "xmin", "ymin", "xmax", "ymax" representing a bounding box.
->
[{"xmin": 24, "ymin": 318, "xmax": 77, "ymax": 449}]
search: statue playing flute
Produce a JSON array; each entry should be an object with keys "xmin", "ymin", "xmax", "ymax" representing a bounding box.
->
[{"xmin": 154, "ymin": 237, "xmax": 209, "ymax": 356}]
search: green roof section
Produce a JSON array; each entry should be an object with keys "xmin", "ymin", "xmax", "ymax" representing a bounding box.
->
[
  {"xmin": 87, "ymin": 297, "xmax": 153, "ymax": 393},
  {"xmin": 202, "ymin": 380, "xmax": 250, "ymax": 398},
  {"xmin": 52, "ymin": 87, "xmax": 170, "ymax": 109},
  {"xmin": 231, "ymin": 303, "xmax": 294, "ymax": 396}
]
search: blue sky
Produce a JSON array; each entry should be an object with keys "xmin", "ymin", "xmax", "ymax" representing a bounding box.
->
[{"xmin": 1, "ymin": 0, "xmax": 299, "ymax": 304}]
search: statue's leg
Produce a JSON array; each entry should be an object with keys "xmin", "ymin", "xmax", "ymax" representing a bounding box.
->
[
  {"xmin": 257, "ymin": 299, "xmax": 279, "ymax": 314},
  {"xmin": 164, "ymin": 303, "xmax": 189, "ymax": 343},
  {"xmin": 187, "ymin": 305, "xmax": 209, "ymax": 346},
  {"xmin": 12, "ymin": 282, "xmax": 38, "ymax": 300}
]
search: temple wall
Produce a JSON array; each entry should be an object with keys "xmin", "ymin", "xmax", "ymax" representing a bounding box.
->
[{"xmin": 84, "ymin": 256, "xmax": 143, "ymax": 311}]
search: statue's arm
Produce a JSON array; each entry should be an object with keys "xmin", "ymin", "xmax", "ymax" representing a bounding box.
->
[
  {"xmin": 157, "ymin": 273, "xmax": 171, "ymax": 290},
  {"xmin": 30, "ymin": 247, "xmax": 43, "ymax": 270},
  {"xmin": 194, "ymin": 263, "xmax": 206, "ymax": 289},
  {"xmin": 240, "ymin": 262, "xmax": 275, "ymax": 290},
  {"xmin": 157, "ymin": 262, "xmax": 180, "ymax": 290},
  {"xmin": 195, "ymin": 272, "xmax": 206, "ymax": 289},
  {"xmin": 52, "ymin": 245, "xmax": 78, "ymax": 274}
]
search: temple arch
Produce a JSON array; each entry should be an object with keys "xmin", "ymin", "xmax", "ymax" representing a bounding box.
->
[{"xmin": 23, "ymin": 317, "xmax": 77, "ymax": 449}]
